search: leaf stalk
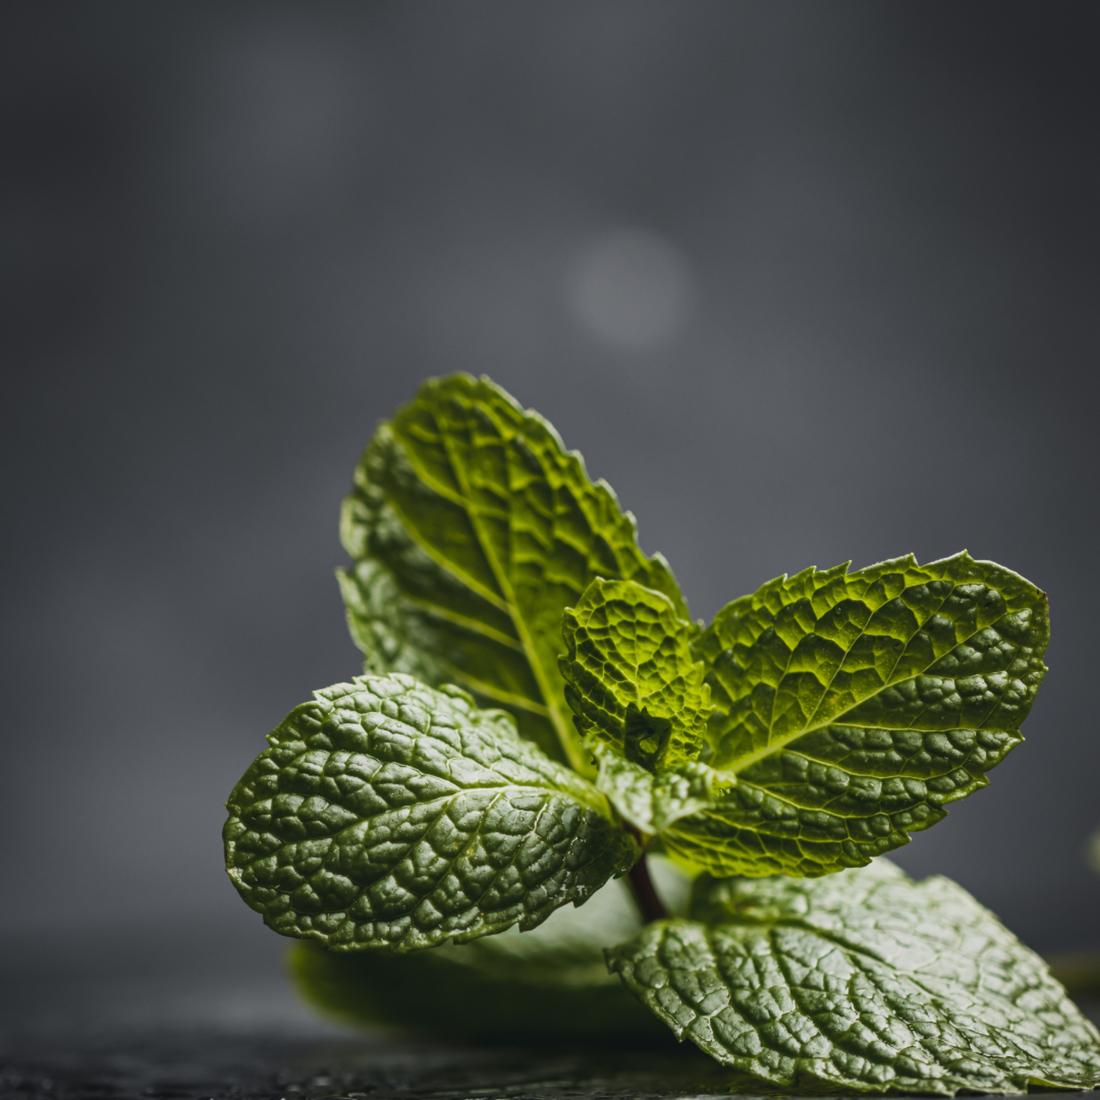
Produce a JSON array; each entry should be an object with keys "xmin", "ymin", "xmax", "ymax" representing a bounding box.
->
[{"xmin": 626, "ymin": 849, "xmax": 669, "ymax": 924}]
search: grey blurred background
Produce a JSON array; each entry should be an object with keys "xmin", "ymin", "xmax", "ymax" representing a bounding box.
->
[{"xmin": 2, "ymin": 0, "xmax": 1098, "ymax": 1017}]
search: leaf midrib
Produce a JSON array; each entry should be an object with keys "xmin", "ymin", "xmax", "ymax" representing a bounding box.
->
[
  {"xmin": 756, "ymin": 572, "xmax": 959, "ymax": 768},
  {"xmin": 720, "ymin": 905, "xmax": 1074, "ymax": 1047},
  {"xmin": 398, "ymin": 408, "xmax": 584, "ymax": 772},
  {"xmin": 239, "ymin": 782, "xmax": 588, "ymax": 862},
  {"xmin": 719, "ymin": 583, "xmax": 1036, "ymax": 778},
  {"xmin": 691, "ymin": 916, "xmax": 1025, "ymax": 1089}
]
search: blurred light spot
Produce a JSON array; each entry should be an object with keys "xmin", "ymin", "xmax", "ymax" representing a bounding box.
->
[{"xmin": 567, "ymin": 228, "xmax": 694, "ymax": 349}]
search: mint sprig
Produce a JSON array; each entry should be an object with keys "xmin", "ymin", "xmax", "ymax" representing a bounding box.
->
[{"xmin": 224, "ymin": 373, "xmax": 1096, "ymax": 1095}]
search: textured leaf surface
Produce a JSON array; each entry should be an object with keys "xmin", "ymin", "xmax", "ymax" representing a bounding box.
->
[
  {"xmin": 224, "ymin": 673, "xmax": 639, "ymax": 953},
  {"xmin": 338, "ymin": 374, "xmax": 687, "ymax": 772},
  {"xmin": 591, "ymin": 743, "xmax": 715, "ymax": 837},
  {"xmin": 561, "ymin": 578, "xmax": 711, "ymax": 772},
  {"xmin": 607, "ymin": 860, "xmax": 1100, "ymax": 1095},
  {"xmin": 663, "ymin": 554, "xmax": 1047, "ymax": 877},
  {"xmin": 290, "ymin": 860, "xmax": 692, "ymax": 1041}
]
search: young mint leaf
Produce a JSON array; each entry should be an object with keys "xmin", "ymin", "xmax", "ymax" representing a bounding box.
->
[
  {"xmin": 606, "ymin": 860, "xmax": 1100, "ymax": 1095},
  {"xmin": 338, "ymin": 374, "xmax": 688, "ymax": 774},
  {"xmin": 224, "ymin": 673, "xmax": 640, "ymax": 954},
  {"xmin": 560, "ymin": 578, "xmax": 711, "ymax": 772},
  {"xmin": 288, "ymin": 864, "xmax": 691, "ymax": 1041},
  {"xmin": 662, "ymin": 553, "xmax": 1047, "ymax": 877},
  {"xmin": 590, "ymin": 743, "xmax": 715, "ymax": 837}
]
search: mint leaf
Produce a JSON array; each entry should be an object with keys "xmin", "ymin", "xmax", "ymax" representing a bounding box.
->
[
  {"xmin": 223, "ymin": 673, "xmax": 640, "ymax": 953},
  {"xmin": 337, "ymin": 374, "xmax": 687, "ymax": 773},
  {"xmin": 590, "ymin": 743, "xmax": 715, "ymax": 836},
  {"xmin": 558, "ymin": 579, "xmax": 718, "ymax": 835},
  {"xmin": 560, "ymin": 578, "xmax": 711, "ymax": 771},
  {"xmin": 289, "ymin": 861, "xmax": 691, "ymax": 1040},
  {"xmin": 663, "ymin": 553, "xmax": 1047, "ymax": 876},
  {"xmin": 607, "ymin": 860, "xmax": 1100, "ymax": 1095},
  {"xmin": 1089, "ymin": 826, "xmax": 1100, "ymax": 876}
]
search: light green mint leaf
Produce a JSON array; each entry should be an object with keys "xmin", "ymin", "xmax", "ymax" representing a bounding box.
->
[
  {"xmin": 288, "ymin": 858, "xmax": 692, "ymax": 1041},
  {"xmin": 337, "ymin": 373, "xmax": 688, "ymax": 774},
  {"xmin": 606, "ymin": 859, "xmax": 1100, "ymax": 1095},
  {"xmin": 1089, "ymin": 825, "xmax": 1100, "ymax": 876},
  {"xmin": 223, "ymin": 673, "xmax": 640, "ymax": 954},
  {"xmin": 590, "ymin": 742, "xmax": 716, "ymax": 837},
  {"xmin": 560, "ymin": 578, "xmax": 711, "ymax": 772},
  {"xmin": 662, "ymin": 553, "xmax": 1048, "ymax": 877}
]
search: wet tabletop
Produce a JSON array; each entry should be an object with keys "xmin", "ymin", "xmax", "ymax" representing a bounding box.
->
[{"xmin": 3, "ymin": 922, "xmax": 1096, "ymax": 1100}]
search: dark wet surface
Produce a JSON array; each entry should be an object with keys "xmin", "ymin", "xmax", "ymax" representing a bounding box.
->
[
  {"xmin": 3, "ymin": 924, "xmax": 1097, "ymax": 1100},
  {"xmin": 0, "ymin": 922, "xmax": 738, "ymax": 1100},
  {"xmin": 0, "ymin": 1031, "xmax": 784, "ymax": 1100}
]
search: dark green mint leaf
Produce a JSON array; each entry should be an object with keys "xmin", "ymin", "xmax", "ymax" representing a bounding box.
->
[
  {"xmin": 607, "ymin": 860, "xmax": 1100, "ymax": 1095},
  {"xmin": 590, "ymin": 743, "xmax": 716, "ymax": 837},
  {"xmin": 224, "ymin": 673, "xmax": 640, "ymax": 953},
  {"xmin": 289, "ymin": 861, "xmax": 691, "ymax": 1040},
  {"xmin": 662, "ymin": 553, "xmax": 1047, "ymax": 876},
  {"xmin": 337, "ymin": 374, "xmax": 687, "ymax": 772},
  {"xmin": 560, "ymin": 578, "xmax": 711, "ymax": 772}
]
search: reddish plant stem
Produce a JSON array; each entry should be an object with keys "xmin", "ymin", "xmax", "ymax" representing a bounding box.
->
[{"xmin": 627, "ymin": 849, "xmax": 669, "ymax": 924}]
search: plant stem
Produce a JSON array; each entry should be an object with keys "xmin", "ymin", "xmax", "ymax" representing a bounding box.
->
[{"xmin": 627, "ymin": 850, "xmax": 669, "ymax": 924}]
